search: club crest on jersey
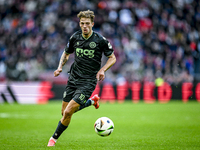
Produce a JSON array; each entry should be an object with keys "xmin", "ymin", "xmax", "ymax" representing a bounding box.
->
[{"xmin": 89, "ymin": 42, "xmax": 96, "ymax": 49}]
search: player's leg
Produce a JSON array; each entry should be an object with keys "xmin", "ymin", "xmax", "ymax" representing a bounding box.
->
[
  {"xmin": 61, "ymin": 101, "xmax": 68, "ymax": 116},
  {"xmin": 47, "ymin": 99, "xmax": 80, "ymax": 146},
  {"xmin": 47, "ymin": 82, "xmax": 74, "ymax": 147},
  {"xmin": 61, "ymin": 100, "xmax": 80, "ymax": 126},
  {"xmin": 76, "ymin": 94, "xmax": 100, "ymax": 112},
  {"xmin": 75, "ymin": 81, "xmax": 100, "ymax": 112}
]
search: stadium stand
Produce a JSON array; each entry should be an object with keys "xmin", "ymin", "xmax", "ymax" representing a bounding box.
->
[{"xmin": 0, "ymin": 0, "xmax": 200, "ymax": 85}]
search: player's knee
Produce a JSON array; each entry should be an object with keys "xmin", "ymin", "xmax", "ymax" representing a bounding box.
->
[
  {"xmin": 63, "ymin": 109, "xmax": 73, "ymax": 118},
  {"xmin": 61, "ymin": 108, "xmax": 65, "ymax": 116}
]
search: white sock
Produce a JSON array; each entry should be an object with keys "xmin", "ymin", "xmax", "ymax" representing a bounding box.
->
[
  {"xmin": 50, "ymin": 137, "xmax": 57, "ymax": 142},
  {"xmin": 91, "ymin": 100, "xmax": 94, "ymax": 105}
]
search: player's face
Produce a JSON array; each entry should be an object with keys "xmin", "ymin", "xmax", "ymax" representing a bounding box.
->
[{"xmin": 79, "ymin": 17, "xmax": 94, "ymax": 38}]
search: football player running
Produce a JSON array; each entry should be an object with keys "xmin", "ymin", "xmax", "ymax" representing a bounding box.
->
[{"xmin": 47, "ymin": 10, "xmax": 116, "ymax": 146}]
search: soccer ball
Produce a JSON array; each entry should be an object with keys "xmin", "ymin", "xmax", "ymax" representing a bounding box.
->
[{"xmin": 94, "ymin": 117, "xmax": 114, "ymax": 137}]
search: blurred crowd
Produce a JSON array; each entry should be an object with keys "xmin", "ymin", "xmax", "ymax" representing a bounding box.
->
[{"xmin": 1, "ymin": 0, "xmax": 200, "ymax": 85}]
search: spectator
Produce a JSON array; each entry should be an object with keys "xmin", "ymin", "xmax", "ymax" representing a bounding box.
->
[{"xmin": 0, "ymin": 0, "xmax": 199, "ymax": 84}]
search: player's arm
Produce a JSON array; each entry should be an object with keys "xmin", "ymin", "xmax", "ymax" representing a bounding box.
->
[
  {"xmin": 96, "ymin": 53, "xmax": 116, "ymax": 81},
  {"xmin": 54, "ymin": 51, "xmax": 70, "ymax": 77}
]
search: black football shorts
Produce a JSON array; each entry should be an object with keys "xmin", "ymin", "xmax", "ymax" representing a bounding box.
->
[{"xmin": 63, "ymin": 75, "xmax": 97, "ymax": 105}]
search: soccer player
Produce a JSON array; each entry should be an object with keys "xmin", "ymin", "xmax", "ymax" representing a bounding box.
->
[{"xmin": 47, "ymin": 10, "xmax": 116, "ymax": 146}]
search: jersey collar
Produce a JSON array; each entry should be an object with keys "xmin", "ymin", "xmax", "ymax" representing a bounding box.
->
[{"xmin": 82, "ymin": 31, "xmax": 93, "ymax": 40}]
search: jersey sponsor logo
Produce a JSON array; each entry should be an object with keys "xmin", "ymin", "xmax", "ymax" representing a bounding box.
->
[
  {"xmin": 76, "ymin": 48, "xmax": 95, "ymax": 58},
  {"xmin": 89, "ymin": 42, "xmax": 96, "ymax": 49}
]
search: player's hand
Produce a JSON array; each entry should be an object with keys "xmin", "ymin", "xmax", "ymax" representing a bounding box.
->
[
  {"xmin": 96, "ymin": 70, "xmax": 105, "ymax": 81},
  {"xmin": 54, "ymin": 68, "xmax": 62, "ymax": 77}
]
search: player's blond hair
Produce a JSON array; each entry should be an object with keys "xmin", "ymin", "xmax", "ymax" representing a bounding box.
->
[{"xmin": 77, "ymin": 10, "xmax": 95, "ymax": 22}]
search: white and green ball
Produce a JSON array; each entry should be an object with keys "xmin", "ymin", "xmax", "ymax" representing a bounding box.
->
[{"xmin": 94, "ymin": 117, "xmax": 114, "ymax": 137}]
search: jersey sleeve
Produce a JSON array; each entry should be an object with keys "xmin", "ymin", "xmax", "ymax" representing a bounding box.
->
[
  {"xmin": 101, "ymin": 37, "xmax": 114, "ymax": 57},
  {"xmin": 64, "ymin": 34, "xmax": 75, "ymax": 54}
]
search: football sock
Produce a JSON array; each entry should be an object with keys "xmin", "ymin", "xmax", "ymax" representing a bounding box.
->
[
  {"xmin": 78, "ymin": 99, "xmax": 94, "ymax": 111},
  {"xmin": 52, "ymin": 121, "xmax": 68, "ymax": 139},
  {"xmin": 50, "ymin": 137, "xmax": 57, "ymax": 142}
]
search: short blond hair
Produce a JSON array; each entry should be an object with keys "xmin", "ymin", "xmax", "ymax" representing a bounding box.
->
[{"xmin": 77, "ymin": 10, "xmax": 95, "ymax": 22}]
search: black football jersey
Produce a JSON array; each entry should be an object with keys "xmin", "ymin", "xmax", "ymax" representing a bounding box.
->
[{"xmin": 65, "ymin": 30, "xmax": 114, "ymax": 79}]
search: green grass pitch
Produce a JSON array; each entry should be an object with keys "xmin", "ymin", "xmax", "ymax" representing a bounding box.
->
[{"xmin": 0, "ymin": 100, "xmax": 200, "ymax": 150}]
